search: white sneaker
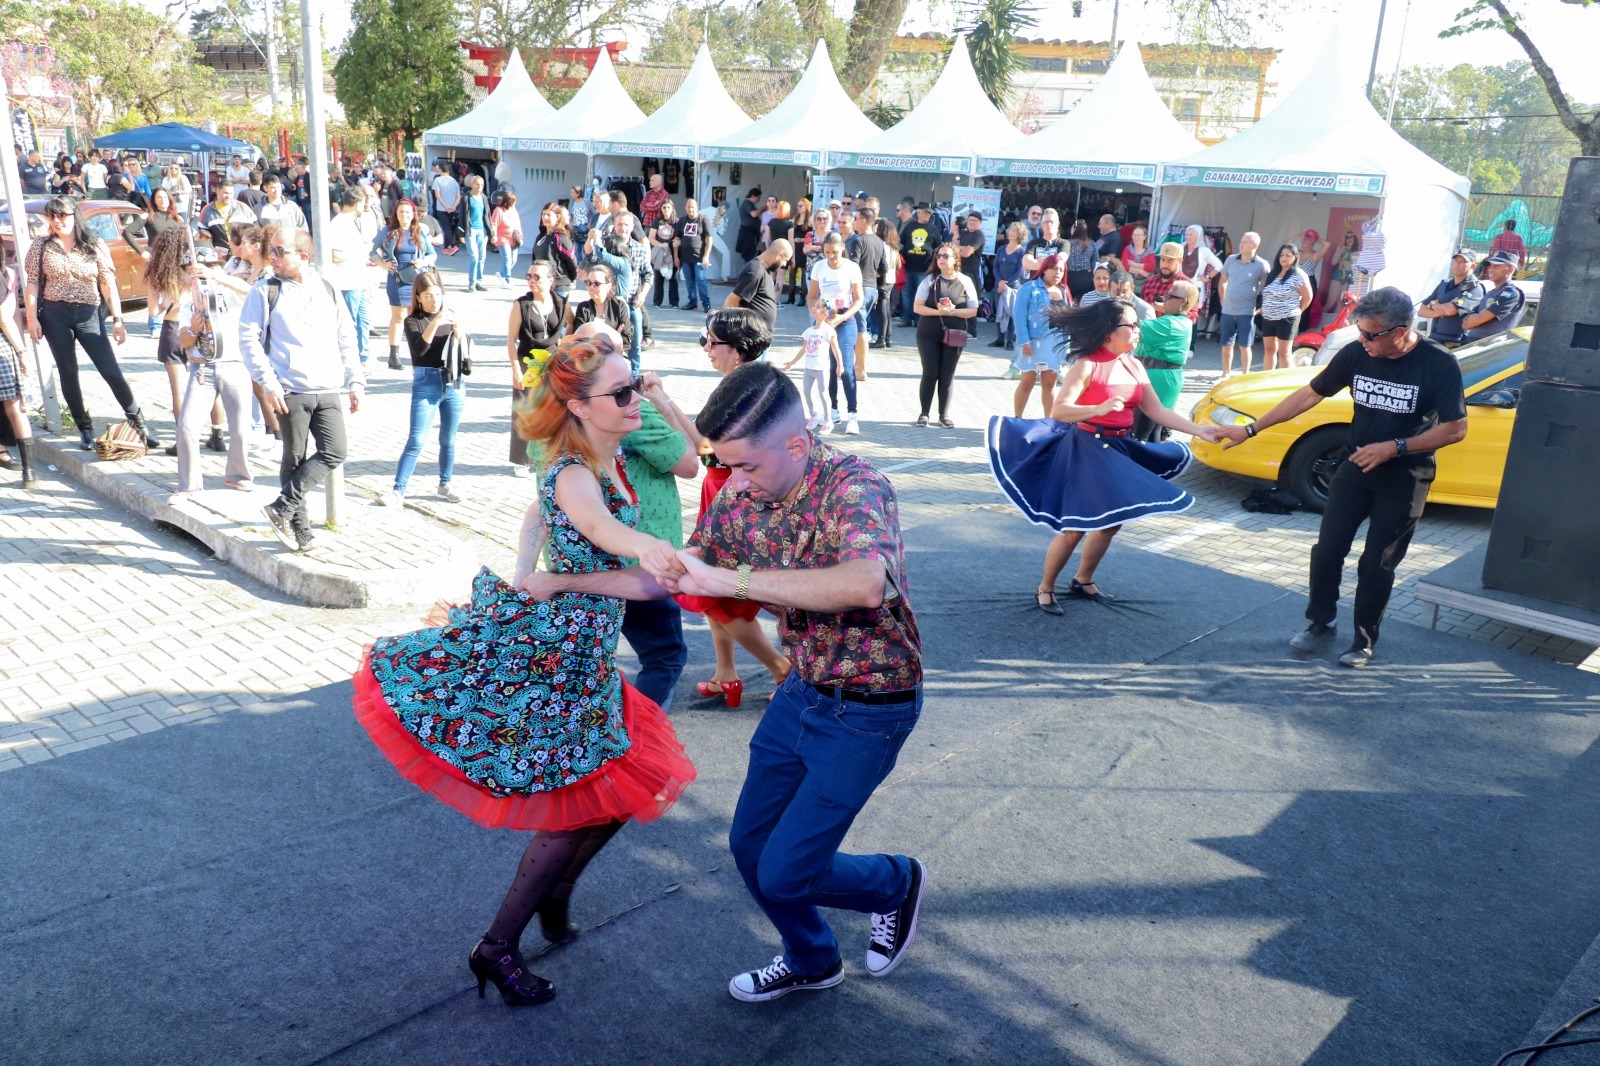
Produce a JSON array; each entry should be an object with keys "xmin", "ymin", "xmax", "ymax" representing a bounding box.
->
[
  {"xmin": 830, "ymin": 408, "xmax": 840, "ymax": 423},
  {"xmin": 844, "ymin": 416, "xmax": 861, "ymax": 435},
  {"xmin": 816, "ymin": 418, "xmax": 834, "ymax": 436},
  {"xmin": 436, "ymin": 482, "xmax": 462, "ymax": 503},
  {"xmin": 378, "ymin": 490, "xmax": 403, "ymax": 507}
]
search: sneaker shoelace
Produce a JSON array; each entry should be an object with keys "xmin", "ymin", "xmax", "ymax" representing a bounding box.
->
[
  {"xmin": 869, "ymin": 911, "xmax": 897, "ymax": 951},
  {"xmin": 754, "ymin": 955, "xmax": 791, "ymax": 987}
]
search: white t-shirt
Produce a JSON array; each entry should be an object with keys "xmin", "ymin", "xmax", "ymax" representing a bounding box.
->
[
  {"xmin": 811, "ymin": 258, "xmax": 862, "ymax": 314},
  {"xmin": 80, "ymin": 162, "xmax": 107, "ymax": 190},
  {"xmin": 322, "ymin": 211, "xmax": 372, "ymax": 291},
  {"xmin": 227, "ymin": 163, "xmax": 252, "ymax": 194},
  {"xmin": 799, "ymin": 323, "xmax": 837, "ymax": 371}
]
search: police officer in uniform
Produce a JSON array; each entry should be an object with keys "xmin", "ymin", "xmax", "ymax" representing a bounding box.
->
[
  {"xmin": 1416, "ymin": 249, "xmax": 1485, "ymax": 347},
  {"xmin": 1213, "ymin": 287, "xmax": 1468, "ymax": 667}
]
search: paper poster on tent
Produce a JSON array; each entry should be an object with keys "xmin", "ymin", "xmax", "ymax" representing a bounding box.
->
[
  {"xmin": 951, "ymin": 187, "xmax": 1001, "ymax": 250},
  {"xmin": 811, "ymin": 174, "xmax": 844, "ymax": 209}
]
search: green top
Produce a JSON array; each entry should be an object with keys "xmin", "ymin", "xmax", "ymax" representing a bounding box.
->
[
  {"xmin": 1135, "ymin": 313, "xmax": 1194, "ymax": 368},
  {"xmin": 621, "ymin": 400, "xmax": 689, "ymax": 549}
]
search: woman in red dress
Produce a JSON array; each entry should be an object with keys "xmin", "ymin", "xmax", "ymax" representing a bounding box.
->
[{"xmin": 351, "ymin": 334, "xmax": 695, "ymax": 1006}]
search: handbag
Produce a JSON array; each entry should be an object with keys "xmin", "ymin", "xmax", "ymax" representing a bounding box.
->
[
  {"xmin": 934, "ymin": 277, "xmax": 970, "ymax": 349},
  {"xmin": 93, "ymin": 420, "xmax": 147, "ymax": 461}
]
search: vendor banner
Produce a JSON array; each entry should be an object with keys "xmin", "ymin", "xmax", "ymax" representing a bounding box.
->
[
  {"xmin": 826, "ymin": 151, "xmax": 972, "ymax": 175},
  {"xmin": 501, "ymin": 137, "xmax": 589, "ymax": 154},
  {"xmin": 701, "ymin": 146, "xmax": 823, "ymax": 168},
  {"xmin": 976, "ymin": 158, "xmax": 1158, "ymax": 183},
  {"xmin": 1159, "ymin": 164, "xmax": 1385, "ymax": 196},
  {"xmin": 951, "ymin": 186, "xmax": 1001, "ymax": 251},
  {"xmin": 422, "ymin": 132, "xmax": 497, "ymax": 149},
  {"xmin": 592, "ymin": 139, "xmax": 695, "ymax": 160}
]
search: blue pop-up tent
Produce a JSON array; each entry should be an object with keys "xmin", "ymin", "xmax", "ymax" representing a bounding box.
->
[{"xmin": 94, "ymin": 122, "xmax": 240, "ymax": 153}]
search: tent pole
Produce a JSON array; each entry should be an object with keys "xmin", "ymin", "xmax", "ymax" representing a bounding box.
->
[
  {"xmin": 0, "ymin": 69, "xmax": 61, "ymax": 430},
  {"xmin": 1366, "ymin": 0, "xmax": 1389, "ymax": 102}
]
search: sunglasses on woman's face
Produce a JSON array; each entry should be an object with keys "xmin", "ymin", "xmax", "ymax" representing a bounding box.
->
[
  {"xmin": 584, "ymin": 279, "xmax": 606, "ymax": 289},
  {"xmin": 586, "ymin": 376, "xmax": 645, "ymax": 407},
  {"xmin": 699, "ymin": 330, "xmax": 725, "ymax": 348}
]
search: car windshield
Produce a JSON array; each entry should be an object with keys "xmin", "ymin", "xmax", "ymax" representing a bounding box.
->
[
  {"xmin": 1455, "ymin": 330, "xmax": 1529, "ymax": 392},
  {"xmin": 0, "ymin": 208, "xmax": 51, "ymax": 239}
]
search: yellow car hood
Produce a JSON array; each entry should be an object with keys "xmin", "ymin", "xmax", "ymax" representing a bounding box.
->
[{"xmin": 1202, "ymin": 367, "xmax": 1319, "ymax": 417}]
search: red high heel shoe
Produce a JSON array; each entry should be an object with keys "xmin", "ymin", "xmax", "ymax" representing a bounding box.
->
[{"xmin": 695, "ymin": 678, "xmax": 744, "ymax": 708}]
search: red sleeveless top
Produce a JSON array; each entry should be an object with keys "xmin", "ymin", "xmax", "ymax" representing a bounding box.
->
[{"xmin": 1075, "ymin": 348, "xmax": 1142, "ymax": 430}]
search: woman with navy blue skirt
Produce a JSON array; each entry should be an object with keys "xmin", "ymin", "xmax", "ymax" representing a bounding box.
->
[{"xmin": 986, "ymin": 297, "xmax": 1220, "ymax": 614}]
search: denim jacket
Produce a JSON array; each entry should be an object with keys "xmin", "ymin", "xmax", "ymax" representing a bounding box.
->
[{"xmin": 1014, "ymin": 278, "xmax": 1066, "ymax": 350}]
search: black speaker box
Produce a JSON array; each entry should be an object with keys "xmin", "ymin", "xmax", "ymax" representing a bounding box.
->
[
  {"xmin": 1482, "ymin": 381, "xmax": 1600, "ymax": 611},
  {"xmin": 1523, "ymin": 156, "xmax": 1600, "ymax": 389}
]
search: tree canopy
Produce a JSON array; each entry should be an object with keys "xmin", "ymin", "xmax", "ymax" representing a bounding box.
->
[{"xmin": 333, "ymin": 0, "xmax": 467, "ymax": 141}]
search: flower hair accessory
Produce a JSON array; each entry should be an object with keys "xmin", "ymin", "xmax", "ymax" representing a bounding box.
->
[{"xmin": 520, "ymin": 348, "xmax": 552, "ymax": 390}]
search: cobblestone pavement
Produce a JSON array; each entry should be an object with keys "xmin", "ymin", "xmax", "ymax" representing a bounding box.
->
[{"xmin": 2, "ymin": 275, "xmax": 1593, "ymax": 773}]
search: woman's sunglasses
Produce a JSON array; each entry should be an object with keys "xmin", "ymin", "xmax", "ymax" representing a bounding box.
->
[{"xmin": 586, "ymin": 376, "xmax": 645, "ymax": 407}]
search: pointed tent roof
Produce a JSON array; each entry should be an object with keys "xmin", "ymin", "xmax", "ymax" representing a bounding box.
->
[
  {"xmin": 829, "ymin": 36, "xmax": 1020, "ymax": 176},
  {"xmin": 699, "ymin": 40, "xmax": 880, "ymax": 168},
  {"xmin": 423, "ymin": 50, "xmax": 554, "ymax": 150},
  {"xmin": 501, "ymin": 46, "xmax": 647, "ymax": 154},
  {"xmin": 977, "ymin": 41, "xmax": 1201, "ymax": 184},
  {"xmin": 593, "ymin": 44, "xmax": 752, "ymax": 157},
  {"xmin": 1159, "ymin": 28, "xmax": 1469, "ymax": 198}
]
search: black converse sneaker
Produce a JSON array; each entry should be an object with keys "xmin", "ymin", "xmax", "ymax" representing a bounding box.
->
[
  {"xmin": 865, "ymin": 858, "xmax": 927, "ymax": 977},
  {"xmin": 728, "ymin": 955, "xmax": 844, "ymax": 1002}
]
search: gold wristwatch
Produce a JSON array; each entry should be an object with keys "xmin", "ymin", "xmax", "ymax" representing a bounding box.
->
[{"xmin": 734, "ymin": 564, "xmax": 753, "ymax": 600}]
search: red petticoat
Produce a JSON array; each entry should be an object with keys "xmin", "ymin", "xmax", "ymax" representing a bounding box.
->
[
  {"xmin": 351, "ymin": 653, "xmax": 697, "ymax": 832},
  {"xmin": 682, "ymin": 464, "xmax": 763, "ymax": 623}
]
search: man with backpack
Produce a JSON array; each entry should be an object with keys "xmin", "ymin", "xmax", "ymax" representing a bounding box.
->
[{"xmin": 239, "ymin": 227, "xmax": 365, "ymax": 552}]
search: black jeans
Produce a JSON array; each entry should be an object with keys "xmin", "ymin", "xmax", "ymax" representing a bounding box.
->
[
  {"xmin": 433, "ymin": 208, "xmax": 457, "ymax": 249},
  {"xmin": 915, "ymin": 323, "xmax": 964, "ymax": 419},
  {"xmin": 620, "ymin": 597, "xmax": 688, "ymax": 710},
  {"xmin": 652, "ymin": 268, "xmax": 679, "ymax": 308},
  {"xmin": 38, "ymin": 300, "xmax": 138, "ymax": 426},
  {"xmin": 1307, "ymin": 459, "xmax": 1432, "ymax": 648},
  {"xmin": 277, "ymin": 391, "xmax": 348, "ymax": 526}
]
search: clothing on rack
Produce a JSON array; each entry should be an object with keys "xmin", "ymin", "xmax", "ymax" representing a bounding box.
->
[{"xmin": 1355, "ymin": 217, "xmax": 1387, "ymax": 276}]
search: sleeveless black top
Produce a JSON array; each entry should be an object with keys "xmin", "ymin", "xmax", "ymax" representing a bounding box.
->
[{"xmin": 514, "ymin": 292, "xmax": 563, "ymax": 370}]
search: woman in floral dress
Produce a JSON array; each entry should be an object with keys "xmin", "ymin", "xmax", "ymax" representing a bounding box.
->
[{"xmin": 352, "ymin": 334, "xmax": 695, "ymax": 1006}]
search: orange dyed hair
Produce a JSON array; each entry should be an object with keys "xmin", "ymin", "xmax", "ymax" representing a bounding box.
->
[{"xmin": 513, "ymin": 333, "xmax": 623, "ymax": 472}]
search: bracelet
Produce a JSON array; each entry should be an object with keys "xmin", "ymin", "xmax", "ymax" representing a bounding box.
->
[
  {"xmin": 1245, "ymin": 422, "xmax": 1258, "ymax": 438},
  {"xmin": 1394, "ymin": 437, "xmax": 1408, "ymax": 457},
  {"xmin": 734, "ymin": 563, "xmax": 753, "ymax": 601}
]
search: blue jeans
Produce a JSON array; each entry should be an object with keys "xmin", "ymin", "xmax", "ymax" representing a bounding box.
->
[
  {"xmin": 627, "ymin": 302, "xmax": 643, "ymax": 371},
  {"xmin": 855, "ymin": 288, "xmax": 878, "ymax": 339},
  {"xmin": 900, "ymin": 268, "xmax": 925, "ymax": 325},
  {"xmin": 1218, "ymin": 312, "xmax": 1256, "ymax": 347},
  {"xmin": 620, "ymin": 598, "xmax": 688, "ymax": 710},
  {"xmin": 679, "ymin": 259, "xmax": 710, "ymax": 309},
  {"xmin": 497, "ymin": 243, "xmax": 517, "ymax": 283},
  {"xmin": 393, "ymin": 367, "xmax": 465, "ymax": 491},
  {"xmin": 341, "ymin": 287, "xmax": 371, "ymax": 367},
  {"xmin": 729, "ymin": 672, "xmax": 920, "ymax": 975},
  {"xmin": 465, "ymin": 229, "xmax": 488, "ymax": 287},
  {"xmin": 827, "ymin": 315, "xmax": 859, "ymax": 416}
]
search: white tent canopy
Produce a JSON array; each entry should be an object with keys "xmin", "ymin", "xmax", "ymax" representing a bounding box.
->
[
  {"xmin": 830, "ymin": 36, "xmax": 1018, "ymax": 177},
  {"xmin": 592, "ymin": 44, "xmax": 751, "ymax": 158},
  {"xmin": 699, "ymin": 40, "xmax": 879, "ymax": 168},
  {"xmin": 977, "ymin": 41, "xmax": 1201, "ymax": 184},
  {"xmin": 422, "ymin": 49, "xmax": 553, "ymax": 151},
  {"xmin": 1157, "ymin": 28, "xmax": 1469, "ymax": 300},
  {"xmin": 500, "ymin": 46, "xmax": 646, "ymax": 154}
]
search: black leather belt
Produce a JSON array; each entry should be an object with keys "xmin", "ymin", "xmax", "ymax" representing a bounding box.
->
[{"xmin": 815, "ymin": 683, "xmax": 920, "ymax": 705}]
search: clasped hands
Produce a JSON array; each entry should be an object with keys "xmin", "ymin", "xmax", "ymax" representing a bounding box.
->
[{"xmin": 638, "ymin": 544, "xmax": 728, "ymax": 597}]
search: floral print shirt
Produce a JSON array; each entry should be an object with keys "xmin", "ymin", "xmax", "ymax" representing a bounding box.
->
[{"xmin": 689, "ymin": 439, "xmax": 922, "ymax": 691}]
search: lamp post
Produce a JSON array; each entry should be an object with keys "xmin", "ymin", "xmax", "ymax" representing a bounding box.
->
[
  {"xmin": 300, "ymin": 0, "xmax": 342, "ymax": 525},
  {"xmin": 1366, "ymin": 0, "xmax": 1390, "ymax": 102}
]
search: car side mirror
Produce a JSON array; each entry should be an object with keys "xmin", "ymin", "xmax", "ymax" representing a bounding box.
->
[{"xmin": 1469, "ymin": 388, "xmax": 1520, "ymax": 409}]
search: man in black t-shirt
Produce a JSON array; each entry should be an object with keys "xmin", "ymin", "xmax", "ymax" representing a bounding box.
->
[
  {"xmin": 674, "ymin": 198, "xmax": 713, "ymax": 311},
  {"xmin": 736, "ymin": 187, "xmax": 763, "ymax": 262},
  {"xmin": 957, "ymin": 212, "xmax": 986, "ymax": 289},
  {"xmin": 897, "ymin": 203, "xmax": 944, "ymax": 327},
  {"xmin": 1214, "ymin": 287, "xmax": 1467, "ymax": 666},
  {"xmin": 1022, "ymin": 208, "xmax": 1067, "ymax": 273},
  {"xmin": 724, "ymin": 238, "xmax": 791, "ymax": 327},
  {"xmin": 847, "ymin": 207, "xmax": 887, "ymax": 371},
  {"xmin": 1095, "ymin": 213, "xmax": 1123, "ymax": 261}
]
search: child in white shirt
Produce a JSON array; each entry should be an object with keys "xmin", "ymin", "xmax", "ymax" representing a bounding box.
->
[{"xmin": 784, "ymin": 300, "xmax": 843, "ymax": 432}]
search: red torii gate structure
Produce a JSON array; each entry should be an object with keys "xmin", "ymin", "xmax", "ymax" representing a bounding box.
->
[{"xmin": 458, "ymin": 41, "xmax": 628, "ymax": 93}]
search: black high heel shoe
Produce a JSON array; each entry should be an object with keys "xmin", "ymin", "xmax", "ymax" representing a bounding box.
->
[
  {"xmin": 468, "ymin": 939, "xmax": 555, "ymax": 1006},
  {"xmin": 1067, "ymin": 578, "xmax": 1114, "ymax": 603},
  {"xmin": 537, "ymin": 898, "xmax": 580, "ymax": 945}
]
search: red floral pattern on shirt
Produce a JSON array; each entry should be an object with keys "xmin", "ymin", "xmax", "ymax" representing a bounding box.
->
[{"xmin": 688, "ymin": 439, "xmax": 922, "ymax": 691}]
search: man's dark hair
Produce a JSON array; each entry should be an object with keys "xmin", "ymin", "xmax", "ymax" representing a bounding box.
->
[
  {"xmin": 248, "ymin": 171, "xmax": 263, "ymax": 187},
  {"xmin": 855, "ymin": 206, "xmax": 877, "ymax": 224},
  {"xmin": 1503, "ymin": 219, "xmax": 1516, "ymax": 232},
  {"xmin": 706, "ymin": 307, "xmax": 771, "ymax": 362},
  {"xmin": 746, "ymin": 186, "xmax": 762, "ymax": 198},
  {"xmin": 608, "ymin": 190, "xmax": 627, "ymax": 207},
  {"xmin": 899, "ymin": 196, "xmax": 915, "ymax": 208},
  {"xmin": 262, "ymin": 174, "xmax": 280, "ymax": 188},
  {"xmin": 340, "ymin": 187, "xmax": 365, "ymax": 209},
  {"xmin": 696, "ymin": 361, "xmax": 801, "ymax": 443},
  {"xmin": 1353, "ymin": 286, "xmax": 1414, "ymax": 330},
  {"xmin": 967, "ymin": 211, "xmax": 982, "ymax": 222}
]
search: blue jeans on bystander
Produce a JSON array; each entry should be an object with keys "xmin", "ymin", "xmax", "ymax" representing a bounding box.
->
[{"xmin": 393, "ymin": 367, "xmax": 465, "ymax": 492}]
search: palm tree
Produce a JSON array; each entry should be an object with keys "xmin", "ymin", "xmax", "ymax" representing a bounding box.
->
[{"xmin": 961, "ymin": 0, "xmax": 1039, "ymax": 112}]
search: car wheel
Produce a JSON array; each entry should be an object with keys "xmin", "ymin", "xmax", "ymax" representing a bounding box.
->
[
  {"xmin": 1290, "ymin": 345, "xmax": 1318, "ymax": 366},
  {"xmin": 1278, "ymin": 425, "xmax": 1348, "ymax": 514}
]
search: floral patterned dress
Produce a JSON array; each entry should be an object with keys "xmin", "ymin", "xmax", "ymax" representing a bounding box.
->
[{"xmin": 352, "ymin": 451, "xmax": 695, "ymax": 831}]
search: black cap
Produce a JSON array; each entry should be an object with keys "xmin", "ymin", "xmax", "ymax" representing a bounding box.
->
[
  {"xmin": 1485, "ymin": 250, "xmax": 1518, "ymax": 266},
  {"xmin": 915, "ymin": 201, "xmax": 930, "ymax": 211}
]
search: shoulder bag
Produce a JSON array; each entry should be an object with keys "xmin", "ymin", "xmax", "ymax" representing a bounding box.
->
[{"xmin": 935, "ymin": 276, "xmax": 969, "ymax": 350}]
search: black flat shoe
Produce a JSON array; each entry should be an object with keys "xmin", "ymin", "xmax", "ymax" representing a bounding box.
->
[
  {"xmin": 537, "ymin": 898, "xmax": 580, "ymax": 945},
  {"xmin": 1067, "ymin": 578, "xmax": 1114, "ymax": 603},
  {"xmin": 469, "ymin": 939, "xmax": 555, "ymax": 1006},
  {"xmin": 1035, "ymin": 590, "xmax": 1063, "ymax": 616}
]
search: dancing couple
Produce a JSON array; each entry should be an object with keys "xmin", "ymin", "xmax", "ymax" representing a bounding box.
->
[{"xmin": 353, "ymin": 342, "xmax": 928, "ymax": 1004}]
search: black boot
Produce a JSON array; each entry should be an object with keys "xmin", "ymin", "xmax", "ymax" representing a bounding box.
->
[
  {"xmin": 206, "ymin": 426, "xmax": 225, "ymax": 453},
  {"xmin": 387, "ymin": 345, "xmax": 401, "ymax": 370},
  {"xmin": 18, "ymin": 439, "xmax": 38, "ymax": 489},
  {"xmin": 126, "ymin": 407, "xmax": 160, "ymax": 449},
  {"xmin": 987, "ymin": 327, "xmax": 1006, "ymax": 348},
  {"xmin": 78, "ymin": 418, "xmax": 95, "ymax": 451}
]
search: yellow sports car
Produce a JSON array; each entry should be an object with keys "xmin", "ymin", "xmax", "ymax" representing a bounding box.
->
[{"xmin": 1190, "ymin": 328, "xmax": 1529, "ymax": 512}]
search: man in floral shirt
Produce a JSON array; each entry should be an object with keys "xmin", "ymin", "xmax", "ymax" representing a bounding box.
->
[{"xmin": 674, "ymin": 361, "xmax": 928, "ymax": 1003}]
